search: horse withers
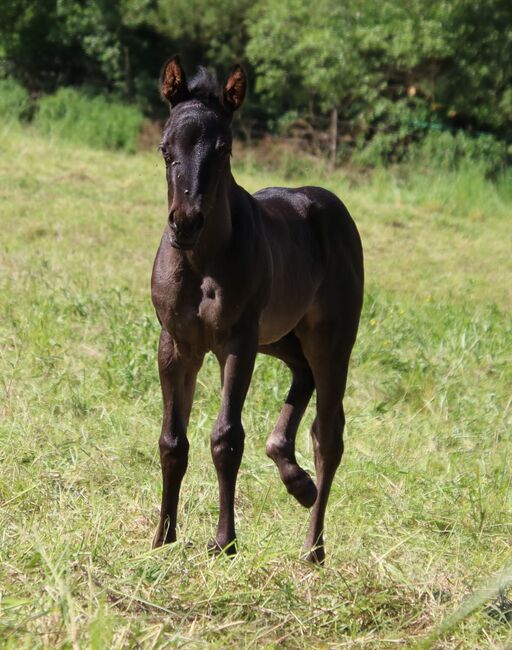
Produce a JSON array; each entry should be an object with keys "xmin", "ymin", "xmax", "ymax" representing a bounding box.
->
[{"xmin": 151, "ymin": 55, "xmax": 364, "ymax": 563}]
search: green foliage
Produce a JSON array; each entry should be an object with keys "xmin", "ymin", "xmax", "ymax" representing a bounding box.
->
[
  {"xmin": 0, "ymin": 0, "xmax": 120, "ymax": 89},
  {"xmin": 247, "ymin": 0, "xmax": 512, "ymax": 158},
  {"xmin": 56, "ymin": 0, "xmax": 125, "ymax": 88},
  {"xmin": 407, "ymin": 131, "xmax": 507, "ymax": 177},
  {"xmin": 154, "ymin": 0, "xmax": 252, "ymax": 71},
  {"xmin": 0, "ymin": 0, "xmax": 172, "ymax": 111},
  {"xmin": 353, "ymin": 127, "xmax": 507, "ymax": 173},
  {"xmin": 247, "ymin": 0, "xmax": 359, "ymax": 113},
  {"xmin": 34, "ymin": 88, "xmax": 143, "ymax": 152},
  {"xmin": 0, "ymin": 77, "xmax": 29, "ymax": 120},
  {"xmin": 438, "ymin": 0, "xmax": 512, "ymax": 136}
]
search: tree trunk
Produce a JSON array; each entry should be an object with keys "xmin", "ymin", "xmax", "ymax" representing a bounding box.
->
[
  {"xmin": 124, "ymin": 46, "xmax": 134, "ymax": 98},
  {"xmin": 330, "ymin": 107, "xmax": 338, "ymax": 168}
]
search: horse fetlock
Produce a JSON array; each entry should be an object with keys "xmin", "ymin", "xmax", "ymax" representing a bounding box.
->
[{"xmin": 152, "ymin": 517, "xmax": 176, "ymax": 548}]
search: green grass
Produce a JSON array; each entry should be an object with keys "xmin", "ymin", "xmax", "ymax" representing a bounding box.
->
[{"xmin": 1, "ymin": 123, "xmax": 511, "ymax": 648}]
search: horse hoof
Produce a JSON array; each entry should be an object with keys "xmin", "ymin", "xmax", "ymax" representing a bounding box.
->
[
  {"xmin": 292, "ymin": 477, "xmax": 318, "ymax": 508},
  {"xmin": 286, "ymin": 471, "xmax": 318, "ymax": 508},
  {"xmin": 207, "ymin": 538, "xmax": 237, "ymax": 557},
  {"xmin": 303, "ymin": 546, "xmax": 325, "ymax": 565},
  {"xmin": 152, "ymin": 524, "xmax": 175, "ymax": 549},
  {"xmin": 152, "ymin": 528, "xmax": 165, "ymax": 549}
]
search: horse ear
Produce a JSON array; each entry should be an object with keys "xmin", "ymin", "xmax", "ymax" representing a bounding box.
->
[
  {"xmin": 160, "ymin": 55, "xmax": 189, "ymax": 106},
  {"xmin": 222, "ymin": 64, "xmax": 247, "ymax": 112}
]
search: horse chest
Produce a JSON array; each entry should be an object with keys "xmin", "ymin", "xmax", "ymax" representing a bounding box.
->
[
  {"xmin": 155, "ymin": 272, "xmax": 230, "ymax": 349},
  {"xmin": 196, "ymin": 277, "xmax": 226, "ymax": 329}
]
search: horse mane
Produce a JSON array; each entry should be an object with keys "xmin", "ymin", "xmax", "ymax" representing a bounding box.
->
[{"xmin": 188, "ymin": 66, "xmax": 221, "ymax": 103}]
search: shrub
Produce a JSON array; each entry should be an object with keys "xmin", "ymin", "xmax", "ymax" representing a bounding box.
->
[
  {"xmin": 0, "ymin": 78, "xmax": 30, "ymax": 121},
  {"xmin": 350, "ymin": 99, "xmax": 431, "ymax": 168},
  {"xmin": 352, "ymin": 131, "xmax": 409, "ymax": 168},
  {"xmin": 407, "ymin": 130, "xmax": 507, "ymax": 177},
  {"xmin": 34, "ymin": 88, "xmax": 143, "ymax": 152}
]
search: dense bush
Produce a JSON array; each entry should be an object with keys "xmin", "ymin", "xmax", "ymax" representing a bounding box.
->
[
  {"xmin": 0, "ymin": 78, "xmax": 30, "ymax": 121},
  {"xmin": 352, "ymin": 126, "xmax": 508, "ymax": 175},
  {"xmin": 34, "ymin": 88, "xmax": 143, "ymax": 152},
  {"xmin": 407, "ymin": 131, "xmax": 507, "ymax": 177}
]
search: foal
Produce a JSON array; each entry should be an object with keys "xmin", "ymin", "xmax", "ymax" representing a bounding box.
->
[{"xmin": 151, "ymin": 56, "xmax": 364, "ymax": 563}]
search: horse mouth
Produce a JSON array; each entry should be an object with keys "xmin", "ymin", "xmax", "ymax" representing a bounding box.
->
[{"xmin": 168, "ymin": 234, "xmax": 196, "ymax": 250}]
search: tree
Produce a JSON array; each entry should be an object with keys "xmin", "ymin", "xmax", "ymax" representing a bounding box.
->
[{"xmin": 246, "ymin": 0, "xmax": 512, "ymax": 156}]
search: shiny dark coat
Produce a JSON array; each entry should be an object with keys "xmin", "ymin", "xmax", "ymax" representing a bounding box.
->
[{"xmin": 151, "ymin": 56, "xmax": 364, "ymax": 563}]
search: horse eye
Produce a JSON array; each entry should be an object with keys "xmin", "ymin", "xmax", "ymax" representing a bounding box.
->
[
  {"xmin": 159, "ymin": 146, "xmax": 172, "ymax": 162},
  {"xmin": 216, "ymin": 141, "xmax": 230, "ymax": 155}
]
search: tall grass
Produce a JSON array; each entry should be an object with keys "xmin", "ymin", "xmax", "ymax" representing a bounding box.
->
[
  {"xmin": 406, "ymin": 130, "xmax": 508, "ymax": 177},
  {"xmin": 0, "ymin": 78, "xmax": 30, "ymax": 121},
  {"xmin": 34, "ymin": 87, "xmax": 143, "ymax": 153}
]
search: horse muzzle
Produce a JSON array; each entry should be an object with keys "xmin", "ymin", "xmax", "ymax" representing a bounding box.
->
[{"xmin": 168, "ymin": 209, "xmax": 204, "ymax": 250}]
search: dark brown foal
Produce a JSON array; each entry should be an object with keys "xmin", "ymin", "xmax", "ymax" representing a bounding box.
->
[{"xmin": 151, "ymin": 55, "xmax": 364, "ymax": 563}]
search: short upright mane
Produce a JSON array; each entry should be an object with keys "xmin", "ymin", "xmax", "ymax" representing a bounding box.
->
[{"xmin": 188, "ymin": 66, "xmax": 220, "ymax": 103}]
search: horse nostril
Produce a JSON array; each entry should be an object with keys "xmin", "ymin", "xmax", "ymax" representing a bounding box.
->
[{"xmin": 168, "ymin": 210, "xmax": 177, "ymax": 230}]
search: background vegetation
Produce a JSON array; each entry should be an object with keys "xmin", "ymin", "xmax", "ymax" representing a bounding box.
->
[{"xmin": 1, "ymin": 0, "xmax": 511, "ymax": 164}]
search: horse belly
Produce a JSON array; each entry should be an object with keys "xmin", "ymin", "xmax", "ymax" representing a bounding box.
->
[{"xmin": 258, "ymin": 288, "xmax": 315, "ymax": 345}]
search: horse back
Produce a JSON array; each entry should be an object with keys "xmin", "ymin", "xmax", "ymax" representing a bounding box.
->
[{"xmin": 254, "ymin": 185, "xmax": 363, "ymax": 285}]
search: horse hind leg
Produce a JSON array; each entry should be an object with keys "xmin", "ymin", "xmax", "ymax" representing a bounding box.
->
[
  {"xmin": 299, "ymin": 327, "xmax": 355, "ymax": 564},
  {"xmin": 260, "ymin": 333, "xmax": 317, "ymax": 508},
  {"xmin": 302, "ymin": 405, "xmax": 344, "ymax": 564}
]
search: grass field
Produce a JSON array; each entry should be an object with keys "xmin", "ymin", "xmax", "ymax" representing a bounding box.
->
[{"xmin": 1, "ymin": 123, "xmax": 511, "ymax": 649}]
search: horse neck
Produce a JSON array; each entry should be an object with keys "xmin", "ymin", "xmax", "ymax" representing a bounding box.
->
[{"xmin": 187, "ymin": 167, "xmax": 237, "ymax": 268}]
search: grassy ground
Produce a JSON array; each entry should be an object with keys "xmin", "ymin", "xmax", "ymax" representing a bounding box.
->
[{"xmin": 1, "ymin": 123, "xmax": 511, "ymax": 648}]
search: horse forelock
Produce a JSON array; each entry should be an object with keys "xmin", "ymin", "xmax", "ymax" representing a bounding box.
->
[{"xmin": 188, "ymin": 66, "xmax": 221, "ymax": 103}]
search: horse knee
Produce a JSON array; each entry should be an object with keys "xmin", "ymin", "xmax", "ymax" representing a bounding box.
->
[
  {"xmin": 159, "ymin": 431, "xmax": 189, "ymax": 467},
  {"xmin": 211, "ymin": 421, "xmax": 244, "ymax": 471}
]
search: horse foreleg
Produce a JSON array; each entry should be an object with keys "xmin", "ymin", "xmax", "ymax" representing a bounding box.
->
[
  {"xmin": 153, "ymin": 330, "xmax": 203, "ymax": 548},
  {"xmin": 209, "ymin": 325, "xmax": 257, "ymax": 555}
]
